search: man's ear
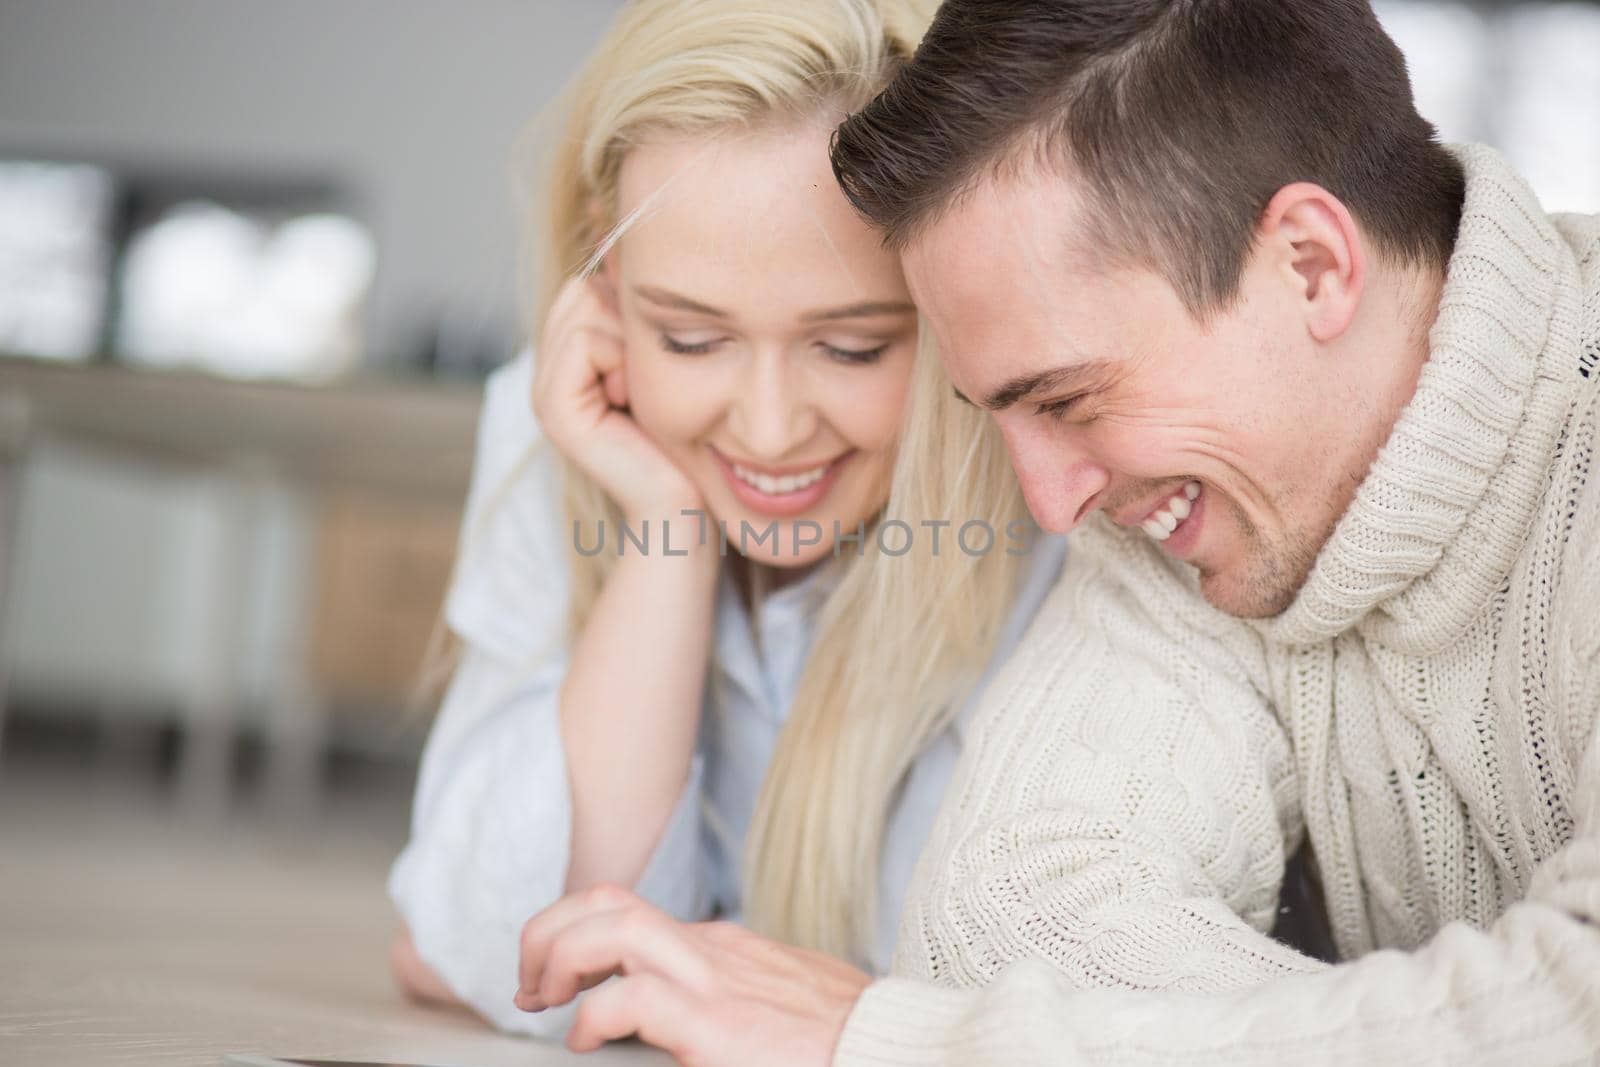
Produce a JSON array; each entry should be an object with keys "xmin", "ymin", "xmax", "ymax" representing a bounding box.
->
[{"xmin": 1258, "ymin": 182, "xmax": 1365, "ymax": 343}]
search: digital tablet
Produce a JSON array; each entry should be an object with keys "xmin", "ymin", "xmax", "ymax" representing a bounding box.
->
[{"xmin": 224, "ymin": 1057, "xmax": 458, "ymax": 1067}]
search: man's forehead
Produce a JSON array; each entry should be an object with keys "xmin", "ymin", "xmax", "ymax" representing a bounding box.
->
[
  {"xmin": 904, "ymin": 249, "xmax": 1062, "ymax": 400},
  {"xmin": 899, "ymin": 174, "xmax": 1159, "ymax": 400},
  {"xmin": 904, "ymin": 167, "xmax": 1101, "ymax": 301}
]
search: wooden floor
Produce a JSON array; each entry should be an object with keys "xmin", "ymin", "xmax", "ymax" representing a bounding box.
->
[{"xmin": 0, "ymin": 756, "xmax": 668, "ymax": 1067}]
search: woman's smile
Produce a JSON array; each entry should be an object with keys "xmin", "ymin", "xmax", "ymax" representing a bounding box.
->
[
  {"xmin": 709, "ymin": 445, "xmax": 855, "ymax": 518},
  {"xmin": 612, "ymin": 123, "xmax": 915, "ymax": 566}
]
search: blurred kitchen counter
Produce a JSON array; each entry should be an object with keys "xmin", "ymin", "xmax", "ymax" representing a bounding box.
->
[
  {"xmin": 0, "ymin": 355, "xmax": 494, "ymax": 810},
  {"xmin": 0, "ymin": 355, "xmax": 483, "ymax": 499}
]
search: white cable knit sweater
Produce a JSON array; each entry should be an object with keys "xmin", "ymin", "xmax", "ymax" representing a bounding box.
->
[{"xmin": 837, "ymin": 144, "xmax": 1600, "ymax": 1065}]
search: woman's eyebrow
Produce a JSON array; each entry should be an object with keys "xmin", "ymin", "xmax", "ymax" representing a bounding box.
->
[
  {"xmin": 799, "ymin": 300, "xmax": 917, "ymax": 324},
  {"xmin": 634, "ymin": 285, "xmax": 730, "ymax": 318},
  {"xmin": 634, "ymin": 287, "xmax": 915, "ymax": 324}
]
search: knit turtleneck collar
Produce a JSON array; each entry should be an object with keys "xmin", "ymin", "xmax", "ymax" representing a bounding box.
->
[{"xmin": 1260, "ymin": 144, "xmax": 1589, "ymax": 651}]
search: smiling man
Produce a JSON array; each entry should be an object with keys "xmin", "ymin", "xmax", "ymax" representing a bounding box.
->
[
  {"xmin": 897, "ymin": 158, "xmax": 1442, "ymax": 622},
  {"xmin": 512, "ymin": 1, "xmax": 1600, "ymax": 1064},
  {"xmin": 822, "ymin": 0, "xmax": 1600, "ymax": 1062}
]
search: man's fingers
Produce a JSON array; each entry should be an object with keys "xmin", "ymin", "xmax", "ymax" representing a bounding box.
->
[
  {"xmin": 517, "ymin": 883, "xmax": 637, "ymax": 996},
  {"xmin": 537, "ymin": 904, "xmax": 710, "ymax": 1007},
  {"xmin": 515, "ymin": 965, "xmax": 616, "ymax": 1014},
  {"xmin": 567, "ymin": 973, "xmax": 703, "ymax": 1060}
]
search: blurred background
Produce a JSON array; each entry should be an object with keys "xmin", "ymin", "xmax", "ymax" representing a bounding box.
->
[
  {"xmin": 0, "ymin": 6, "xmax": 635, "ymax": 1057},
  {"xmin": 0, "ymin": 1, "xmax": 630, "ymax": 818},
  {"xmin": 0, "ymin": 0, "xmax": 1597, "ymax": 1056}
]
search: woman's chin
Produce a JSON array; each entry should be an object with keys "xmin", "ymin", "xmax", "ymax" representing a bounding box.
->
[
  {"xmin": 696, "ymin": 507, "xmax": 861, "ymax": 571},
  {"xmin": 751, "ymin": 541, "xmax": 835, "ymax": 571},
  {"xmin": 720, "ymin": 521, "xmax": 829, "ymax": 570},
  {"xmin": 693, "ymin": 475, "xmax": 885, "ymax": 571}
]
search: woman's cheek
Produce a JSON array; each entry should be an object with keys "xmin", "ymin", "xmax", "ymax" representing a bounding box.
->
[
  {"xmin": 826, "ymin": 359, "xmax": 914, "ymax": 452},
  {"xmin": 623, "ymin": 349, "xmax": 717, "ymax": 445},
  {"xmin": 829, "ymin": 379, "xmax": 910, "ymax": 514},
  {"xmin": 870, "ymin": 377, "xmax": 915, "ymax": 451}
]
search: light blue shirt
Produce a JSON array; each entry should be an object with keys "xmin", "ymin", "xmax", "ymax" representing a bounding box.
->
[{"xmin": 388, "ymin": 352, "xmax": 1067, "ymax": 1036}]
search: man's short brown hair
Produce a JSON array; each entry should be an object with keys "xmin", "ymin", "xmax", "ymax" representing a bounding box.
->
[{"xmin": 831, "ymin": 0, "xmax": 1465, "ymax": 314}]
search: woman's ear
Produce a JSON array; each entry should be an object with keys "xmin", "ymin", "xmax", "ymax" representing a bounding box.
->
[{"xmin": 1258, "ymin": 181, "xmax": 1365, "ymax": 344}]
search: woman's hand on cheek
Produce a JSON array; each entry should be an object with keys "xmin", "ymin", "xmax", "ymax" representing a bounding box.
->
[
  {"xmin": 534, "ymin": 276, "xmax": 703, "ymax": 519},
  {"xmin": 515, "ymin": 885, "xmax": 871, "ymax": 1067}
]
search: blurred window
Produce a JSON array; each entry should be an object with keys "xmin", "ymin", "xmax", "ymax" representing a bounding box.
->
[
  {"xmin": 1377, "ymin": 0, "xmax": 1600, "ymax": 214},
  {"xmin": 116, "ymin": 202, "xmax": 375, "ymax": 382},
  {"xmin": 0, "ymin": 160, "xmax": 116, "ymax": 362}
]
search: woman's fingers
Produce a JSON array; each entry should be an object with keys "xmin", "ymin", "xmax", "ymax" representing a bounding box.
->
[
  {"xmin": 587, "ymin": 266, "xmax": 621, "ymax": 315},
  {"xmin": 525, "ymin": 276, "xmax": 701, "ymax": 515},
  {"xmin": 601, "ymin": 365, "xmax": 629, "ymax": 410},
  {"xmin": 531, "ymin": 276, "xmax": 589, "ymax": 402},
  {"xmin": 532, "ymin": 275, "xmax": 625, "ymax": 430},
  {"xmin": 542, "ymin": 294, "xmax": 624, "ymax": 422},
  {"xmin": 528, "ymin": 271, "xmax": 702, "ymax": 513}
]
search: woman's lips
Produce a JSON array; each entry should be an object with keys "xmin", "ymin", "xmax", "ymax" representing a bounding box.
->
[{"xmin": 709, "ymin": 447, "xmax": 853, "ymax": 519}]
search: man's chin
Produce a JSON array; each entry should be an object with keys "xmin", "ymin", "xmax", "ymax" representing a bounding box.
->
[{"xmin": 1196, "ymin": 564, "xmax": 1300, "ymax": 620}]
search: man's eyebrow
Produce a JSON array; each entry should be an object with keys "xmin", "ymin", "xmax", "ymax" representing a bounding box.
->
[
  {"xmin": 954, "ymin": 361, "xmax": 1113, "ymax": 411},
  {"xmin": 634, "ymin": 285, "xmax": 729, "ymax": 318}
]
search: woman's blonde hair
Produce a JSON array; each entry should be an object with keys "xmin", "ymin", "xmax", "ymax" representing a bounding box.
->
[{"xmin": 528, "ymin": 0, "xmax": 1033, "ymax": 962}]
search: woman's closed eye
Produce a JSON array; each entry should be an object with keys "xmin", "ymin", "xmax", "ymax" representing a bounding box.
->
[
  {"xmin": 655, "ymin": 330, "xmax": 898, "ymax": 362},
  {"xmin": 658, "ymin": 331, "xmax": 727, "ymax": 355},
  {"xmin": 819, "ymin": 340, "xmax": 890, "ymax": 365}
]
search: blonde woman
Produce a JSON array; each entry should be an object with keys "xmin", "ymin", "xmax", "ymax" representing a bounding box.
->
[{"xmin": 386, "ymin": 0, "xmax": 1066, "ymax": 1038}]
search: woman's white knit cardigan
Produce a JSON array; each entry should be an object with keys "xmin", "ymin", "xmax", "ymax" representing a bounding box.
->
[{"xmin": 837, "ymin": 144, "xmax": 1600, "ymax": 1065}]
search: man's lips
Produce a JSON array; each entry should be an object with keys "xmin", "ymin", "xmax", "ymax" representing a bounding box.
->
[{"xmin": 1111, "ymin": 480, "xmax": 1202, "ymax": 528}]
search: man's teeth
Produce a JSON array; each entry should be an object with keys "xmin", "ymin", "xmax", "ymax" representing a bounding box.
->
[
  {"xmin": 1141, "ymin": 481, "xmax": 1202, "ymax": 542},
  {"xmin": 732, "ymin": 461, "xmax": 830, "ymax": 495}
]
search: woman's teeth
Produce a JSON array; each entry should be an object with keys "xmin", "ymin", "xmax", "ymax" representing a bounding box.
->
[
  {"xmin": 1142, "ymin": 481, "xmax": 1201, "ymax": 542},
  {"xmin": 732, "ymin": 460, "xmax": 830, "ymax": 496}
]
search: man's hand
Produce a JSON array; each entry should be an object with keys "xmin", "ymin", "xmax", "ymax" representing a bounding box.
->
[{"xmin": 515, "ymin": 884, "xmax": 871, "ymax": 1066}]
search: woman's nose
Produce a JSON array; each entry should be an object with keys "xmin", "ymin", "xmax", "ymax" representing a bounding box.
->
[{"xmin": 729, "ymin": 352, "xmax": 817, "ymax": 460}]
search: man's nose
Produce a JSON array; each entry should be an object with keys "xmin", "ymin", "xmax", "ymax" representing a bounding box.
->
[
  {"xmin": 730, "ymin": 351, "xmax": 817, "ymax": 459},
  {"xmin": 1001, "ymin": 421, "xmax": 1110, "ymax": 534}
]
